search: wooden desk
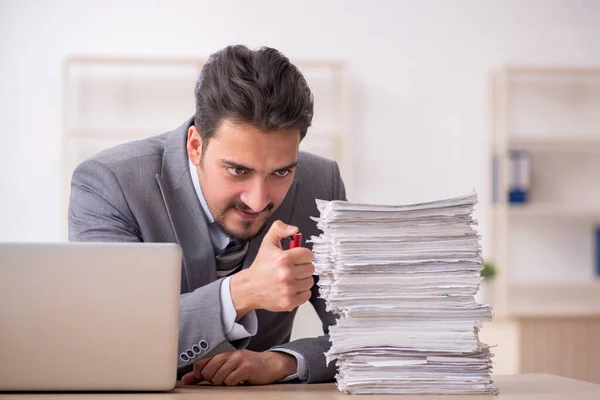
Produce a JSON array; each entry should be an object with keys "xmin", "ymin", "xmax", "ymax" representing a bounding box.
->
[{"xmin": 1, "ymin": 374, "xmax": 599, "ymax": 399}]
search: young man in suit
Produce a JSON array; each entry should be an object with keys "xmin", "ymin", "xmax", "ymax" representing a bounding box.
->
[{"xmin": 68, "ymin": 45, "xmax": 346, "ymax": 385}]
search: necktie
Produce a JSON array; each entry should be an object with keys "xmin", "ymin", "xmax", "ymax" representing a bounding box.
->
[{"xmin": 215, "ymin": 240, "xmax": 249, "ymax": 278}]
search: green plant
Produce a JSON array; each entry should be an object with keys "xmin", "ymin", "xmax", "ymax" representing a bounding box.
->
[{"xmin": 481, "ymin": 261, "xmax": 497, "ymax": 279}]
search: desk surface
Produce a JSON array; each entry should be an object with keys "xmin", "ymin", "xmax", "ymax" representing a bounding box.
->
[{"xmin": 1, "ymin": 374, "xmax": 599, "ymax": 399}]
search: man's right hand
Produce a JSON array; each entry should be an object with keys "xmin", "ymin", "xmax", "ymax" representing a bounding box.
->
[{"xmin": 229, "ymin": 221, "xmax": 315, "ymax": 320}]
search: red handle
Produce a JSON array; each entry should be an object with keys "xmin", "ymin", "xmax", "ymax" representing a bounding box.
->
[{"xmin": 289, "ymin": 233, "xmax": 302, "ymax": 249}]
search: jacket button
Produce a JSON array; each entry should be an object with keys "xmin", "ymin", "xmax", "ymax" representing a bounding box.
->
[
  {"xmin": 199, "ymin": 340, "xmax": 209, "ymax": 351},
  {"xmin": 192, "ymin": 344, "xmax": 201, "ymax": 354},
  {"xmin": 186, "ymin": 350, "xmax": 195, "ymax": 358},
  {"xmin": 180, "ymin": 353, "xmax": 190, "ymax": 362}
]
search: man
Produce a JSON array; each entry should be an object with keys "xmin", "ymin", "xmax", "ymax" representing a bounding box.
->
[{"xmin": 68, "ymin": 45, "xmax": 347, "ymax": 385}]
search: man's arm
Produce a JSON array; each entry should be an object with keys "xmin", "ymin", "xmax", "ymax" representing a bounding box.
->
[
  {"xmin": 68, "ymin": 159, "xmax": 255, "ymax": 373},
  {"xmin": 182, "ymin": 217, "xmax": 317, "ymax": 386},
  {"xmin": 269, "ymin": 281, "xmax": 337, "ymax": 382},
  {"xmin": 181, "ymin": 160, "xmax": 346, "ymax": 386},
  {"xmin": 68, "ymin": 159, "xmax": 142, "ymax": 243},
  {"xmin": 269, "ymin": 160, "xmax": 346, "ymax": 383}
]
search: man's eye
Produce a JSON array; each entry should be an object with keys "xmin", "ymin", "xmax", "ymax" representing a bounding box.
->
[
  {"xmin": 274, "ymin": 170, "xmax": 290, "ymax": 177},
  {"xmin": 227, "ymin": 167, "xmax": 247, "ymax": 176}
]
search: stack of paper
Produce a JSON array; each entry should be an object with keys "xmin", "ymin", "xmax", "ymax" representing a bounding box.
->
[{"xmin": 311, "ymin": 192, "xmax": 498, "ymax": 395}]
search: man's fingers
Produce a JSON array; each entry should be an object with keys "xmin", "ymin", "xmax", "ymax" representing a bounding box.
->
[
  {"xmin": 294, "ymin": 289, "xmax": 312, "ymax": 305},
  {"xmin": 194, "ymin": 357, "xmax": 212, "ymax": 371},
  {"xmin": 201, "ymin": 354, "xmax": 229, "ymax": 382},
  {"xmin": 263, "ymin": 220, "xmax": 297, "ymax": 248},
  {"xmin": 294, "ymin": 262, "xmax": 316, "ymax": 279},
  {"xmin": 181, "ymin": 372, "xmax": 201, "ymax": 385},
  {"xmin": 287, "ymin": 248, "xmax": 314, "ymax": 265},
  {"xmin": 192, "ymin": 357, "xmax": 212, "ymax": 380},
  {"xmin": 223, "ymin": 367, "xmax": 250, "ymax": 387},
  {"xmin": 295, "ymin": 276, "xmax": 315, "ymax": 293},
  {"xmin": 210, "ymin": 358, "xmax": 240, "ymax": 385},
  {"xmin": 181, "ymin": 357, "xmax": 211, "ymax": 385}
]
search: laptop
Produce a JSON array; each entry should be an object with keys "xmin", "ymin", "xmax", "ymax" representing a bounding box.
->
[{"xmin": 0, "ymin": 242, "xmax": 182, "ymax": 391}]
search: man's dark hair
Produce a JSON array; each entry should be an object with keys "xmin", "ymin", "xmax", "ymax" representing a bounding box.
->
[{"xmin": 194, "ymin": 45, "xmax": 313, "ymax": 148}]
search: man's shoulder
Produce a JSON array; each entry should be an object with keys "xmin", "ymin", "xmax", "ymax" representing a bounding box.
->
[
  {"xmin": 290, "ymin": 152, "xmax": 344, "ymax": 237},
  {"xmin": 86, "ymin": 132, "xmax": 170, "ymax": 171},
  {"xmin": 295, "ymin": 151, "xmax": 340, "ymax": 195},
  {"xmin": 297, "ymin": 151, "xmax": 338, "ymax": 175}
]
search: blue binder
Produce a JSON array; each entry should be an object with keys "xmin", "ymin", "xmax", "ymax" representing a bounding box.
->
[
  {"xmin": 596, "ymin": 228, "xmax": 600, "ymax": 277},
  {"xmin": 508, "ymin": 150, "xmax": 531, "ymax": 204}
]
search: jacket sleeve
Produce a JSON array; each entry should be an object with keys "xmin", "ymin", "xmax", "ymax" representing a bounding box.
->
[
  {"xmin": 270, "ymin": 160, "xmax": 347, "ymax": 383},
  {"xmin": 68, "ymin": 159, "xmax": 252, "ymax": 377}
]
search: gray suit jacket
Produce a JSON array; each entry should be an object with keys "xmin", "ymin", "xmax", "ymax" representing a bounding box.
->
[{"xmin": 68, "ymin": 117, "xmax": 346, "ymax": 383}]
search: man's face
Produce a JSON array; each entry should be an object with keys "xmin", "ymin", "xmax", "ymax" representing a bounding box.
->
[{"xmin": 187, "ymin": 120, "xmax": 300, "ymax": 242}]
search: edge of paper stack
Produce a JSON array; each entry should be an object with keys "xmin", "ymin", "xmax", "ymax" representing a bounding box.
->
[{"xmin": 310, "ymin": 191, "xmax": 499, "ymax": 395}]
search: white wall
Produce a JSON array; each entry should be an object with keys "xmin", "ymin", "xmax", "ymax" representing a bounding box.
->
[
  {"xmin": 2, "ymin": 0, "xmax": 600, "ymax": 366},
  {"xmin": 1, "ymin": 0, "xmax": 600, "ymax": 247}
]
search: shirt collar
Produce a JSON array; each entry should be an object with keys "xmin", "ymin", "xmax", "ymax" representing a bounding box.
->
[
  {"xmin": 188, "ymin": 159, "xmax": 237, "ymax": 253},
  {"xmin": 188, "ymin": 158, "xmax": 215, "ymax": 224}
]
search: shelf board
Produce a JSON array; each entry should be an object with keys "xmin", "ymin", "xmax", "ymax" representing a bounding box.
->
[
  {"xmin": 508, "ymin": 137, "xmax": 600, "ymax": 153},
  {"xmin": 509, "ymin": 281, "xmax": 600, "ymax": 291},
  {"xmin": 504, "ymin": 66, "xmax": 600, "ymax": 76},
  {"xmin": 66, "ymin": 56, "xmax": 345, "ymax": 70},
  {"xmin": 65, "ymin": 128, "xmax": 161, "ymax": 140},
  {"xmin": 506, "ymin": 282, "xmax": 600, "ymax": 316},
  {"xmin": 65, "ymin": 128, "xmax": 343, "ymax": 140},
  {"xmin": 494, "ymin": 204, "xmax": 600, "ymax": 218}
]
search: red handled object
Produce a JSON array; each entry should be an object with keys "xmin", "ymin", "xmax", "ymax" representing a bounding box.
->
[{"xmin": 289, "ymin": 233, "xmax": 302, "ymax": 249}]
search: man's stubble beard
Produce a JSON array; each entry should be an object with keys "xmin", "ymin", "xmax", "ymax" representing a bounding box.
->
[
  {"xmin": 213, "ymin": 201, "xmax": 275, "ymax": 242},
  {"xmin": 197, "ymin": 164, "xmax": 276, "ymax": 242}
]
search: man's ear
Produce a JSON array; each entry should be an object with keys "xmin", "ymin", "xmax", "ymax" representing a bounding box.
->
[{"xmin": 187, "ymin": 126, "xmax": 203, "ymax": 166}]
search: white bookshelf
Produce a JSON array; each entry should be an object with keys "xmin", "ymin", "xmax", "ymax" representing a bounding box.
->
[
  {"xmin": 508, "ymin": 137, "xmax": 600, "ymax": 153},
  {"xmin": 486, "ymin": 67, "xmax": 600, "ymax": 384},
  {"xmin": 494, "ymin": 204, "xmax": 600, "ymax": 219},
  {"xmin": 61, "ymin": 56, "xmax": 352, "ymax": 240},
  {"xmin": 507, "ymin": 282, "xmax": 600, "ymax": 315},
  {"xmin": 489, "ymin": 67, "xmax": 600, "ymax": 316}
]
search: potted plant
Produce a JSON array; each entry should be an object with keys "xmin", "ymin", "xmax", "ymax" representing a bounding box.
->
[
  {"xmin": 481, "ymin": 261, "xmax": 497, "ymax": 280},
  {"xmin": 476, "ymin": 261, "xmax": 497, "ymax": 305}
]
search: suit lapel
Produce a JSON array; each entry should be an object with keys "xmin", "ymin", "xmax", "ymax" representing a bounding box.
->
[
  {"xmin": 243, "ymin": 180, "xmax": 299, "ymax": 270},
  {"xmin": 156, "ymin": 117, "xmax": 217, "ymax": 291}
]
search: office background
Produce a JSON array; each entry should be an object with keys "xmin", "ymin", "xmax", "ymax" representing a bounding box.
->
[{"xmin": 1, "ymin": 0, "xmax": 600, "ymax": 383}]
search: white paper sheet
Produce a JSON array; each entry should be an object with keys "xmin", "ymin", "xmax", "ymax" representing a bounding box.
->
[{"xmin": 311, "ymin": 191, "xmax": 498, "ymax": 395}]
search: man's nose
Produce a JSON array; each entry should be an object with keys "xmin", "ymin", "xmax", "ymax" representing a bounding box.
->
[{"xmin": 240, "ymin": 180, "xmax": 270, "ymax": 213}]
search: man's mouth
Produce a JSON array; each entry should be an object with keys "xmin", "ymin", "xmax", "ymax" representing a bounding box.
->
[{"xmin": 232, "ymin": 206, "xmax": 261, "ymax": 220}]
